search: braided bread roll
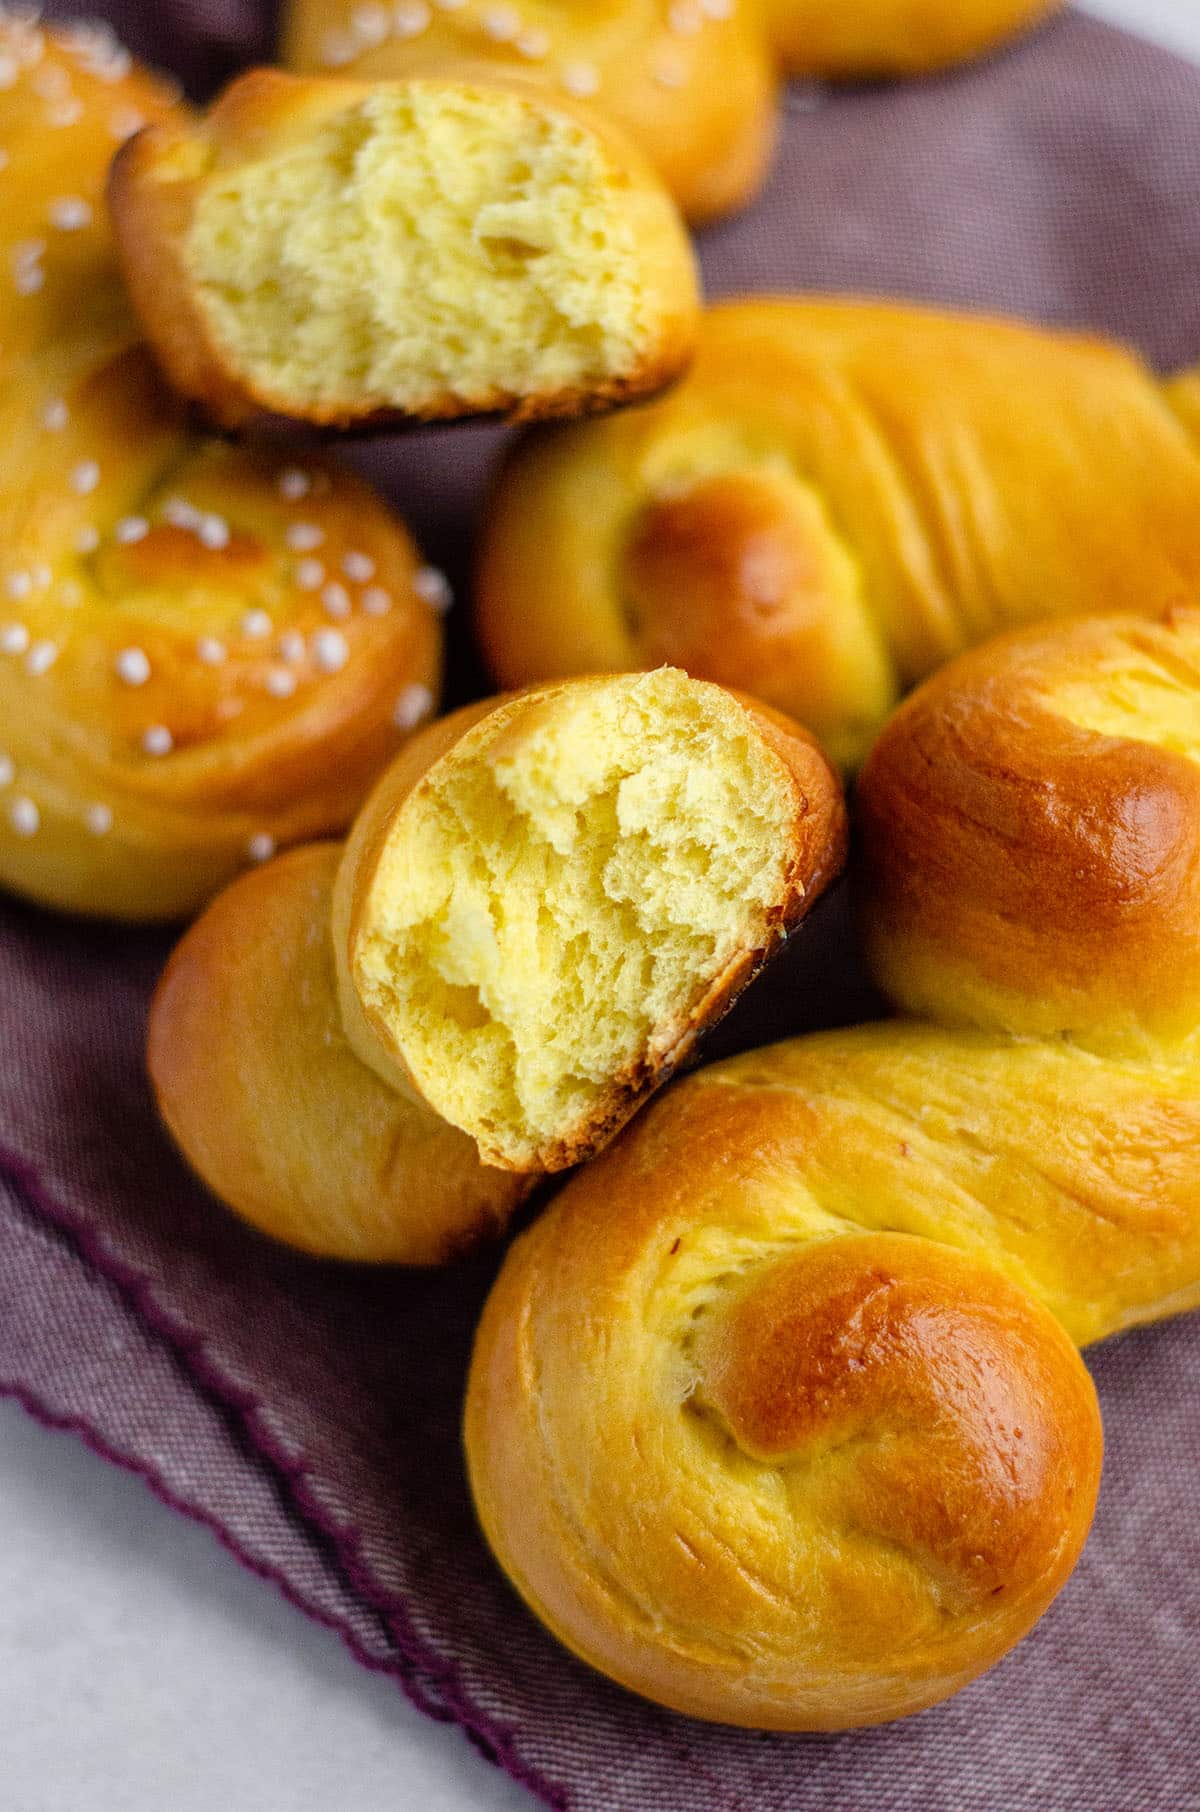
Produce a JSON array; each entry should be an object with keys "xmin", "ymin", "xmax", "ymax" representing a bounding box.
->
[
  {"xmin": 477, "ymin": 298, "xmax": 1200, "ymax": 769},
  {"xmin": 283, "ymin": 0, "xmax": 1061, "ymax": 223},
  {"xmin": 151, "ymin": 669, "xmax": 844, "ymax": 1253},
  {"xmin": 468, "ymin": 605, "xmax": 1200, "ymax": 1728},
  {"xmin": 0, "ymin": 18, "xmax": 443, "ymax": 920}
]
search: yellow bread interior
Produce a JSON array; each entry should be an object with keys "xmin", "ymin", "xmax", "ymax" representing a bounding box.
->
[
  {"xmin": 351, "ymin": 672, "xmax": 797, "ymax": 1168},
  {"xmin": 185, "ymin": 83, "xmax": 664, "ymax": 411}
]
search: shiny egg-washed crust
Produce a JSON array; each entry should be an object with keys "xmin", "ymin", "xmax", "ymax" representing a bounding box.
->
[
  {"xmin": 284, "ymin": 0, "xmax": 1061, "ymax": 223},
  {"xmin": 767, "ymin": 0, "xmax": 1060, "ymax": 77},
  {"xmin": 477, "ymin": 298, "xmax": 1200, "ymax": 771},
  {"xmin": 469, "ymin": 606, "xmax": 1200, "ymax": 1728},
  {"xmin": 859, "ymin": 604, "xmax": 1200, "ymax": 1078},
  {"xmin": 148, "ymin": 842, "xmax": 527, "ymax": 1264},
  {"xmin": 108, "ymin": 66, "xmax": 700, "ymax": 432},
  {"xmin": 0, "ymin": 19, "xmax": 443, "ymax": 921},
  {"xmin": 467, "ymin": 1081, "xmax": 1103, "ymax": 1728},
  {"xmin": 331, "ymin": 677, "xmax": 847, "ymax": 1172}
]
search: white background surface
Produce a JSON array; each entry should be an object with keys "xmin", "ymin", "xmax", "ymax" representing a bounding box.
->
[{"xmin": 3, "ymin": 5, "xmax": 1199, "ymax": 1810}]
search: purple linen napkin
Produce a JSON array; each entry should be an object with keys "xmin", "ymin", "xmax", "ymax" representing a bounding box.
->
[{"xmin": 6, "ymin": 10, "xmax": 1200, "ymax": 1808}]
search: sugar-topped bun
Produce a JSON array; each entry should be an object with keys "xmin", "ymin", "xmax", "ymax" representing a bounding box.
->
[
  {"xmin": 283, "ymin": 0, "xmax": 1061, "ymax": 225},
  {"xmin": 332, "ymin": 670, "xmax": 846, "ymax": 1171},
  {"xmin": 0, "ymin": 18, "xmax": 444, "ymax": 920},
  {"xmin": 283, "ymin": 0, "xmax": 778, "ymax": 226},
  {"xmin": 109, "ymin": 67, "xmax": 700, "ymax": 431},
  {"xmin": 149, "ymin": 842, "xmax": 526, "ymax": 1263}
]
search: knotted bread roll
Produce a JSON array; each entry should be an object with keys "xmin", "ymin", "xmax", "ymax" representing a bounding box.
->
[
  {"xmin": 477, "ymin": 298, "xmax": 1200, "ymax": 768},
  {"xmin": 150, "ymin": 669, "xmax": 845, "ymax": 1254},
  {"xmin": 284, "ymin": 0, "xmax": 1061, "ymax": 222},
  {"xmin": 0, "ymin": 17, "xmax": 444, "ymax": 920},
  {"xmin": 468, "ymin": 605, "xmax": 1200, "ymax": 1729},
  {"xmin": 110, "ymin": 66, "xmax": 700, "ymax": 430}
]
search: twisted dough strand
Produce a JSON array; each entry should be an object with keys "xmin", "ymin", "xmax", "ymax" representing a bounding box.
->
[
  {"xmin": 468, "ymin": 1067, "xmax": 1102, "ymax": 1727},
  {"xmin": 0, "ymin": 17, "xmax": 442, "ymax": 918},
  {"xmin": 477, "ymin": 299, "xmax": 1200, "ymax": 767},
  {"xmin": 468, "ymin": 607, "xmax": 1200, "ymax": 1728}
]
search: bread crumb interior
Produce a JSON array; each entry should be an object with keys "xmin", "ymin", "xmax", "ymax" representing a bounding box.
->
[
  {"xmin": 353, "ymin": 671, "xmax": 796, "ymax": 1166},
  {"xmin": 185, "ymin": 84, "xmax": 655, "ymax": 410}
]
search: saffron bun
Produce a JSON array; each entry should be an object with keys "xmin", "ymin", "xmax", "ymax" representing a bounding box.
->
[
  {"xmin": 283, "ymin": 0, "xmax": 1062, "ymax": 224},
  {"xmin": 148, "ymin": 842, "xmax": 527, "ymax": 1264},
  {"xmin": 469, "ymin": 604, "xmax": 1200, "ymax": 1729},
  {"xmin": 148, "ymin": 669, "xmax": 844, "ymax": 1249},
  {"xmin": 331, "ymin": 669, "xmax": 846, "ymax": 1172},
  {"xmin": 466, "ymin": 1070, "xmax": 1103, "ymax": 1729},
  {"xmin": 0, "ymin": 16, "xmax": 444, "ymax": 921},
  {"xmin": 476, "ymin": 297, "xmax": 1200, "ymax": 769},
  {"xmin": 109, "ymin": 66, "xmax": 700, "ymax": 431},
  {"xmin": 282, "ymin": 0, "xmax": 778, "ymax": 226},
  {"xmin": 859, "ymin": 604, "xmax": 1200, "ymax": 1109}
]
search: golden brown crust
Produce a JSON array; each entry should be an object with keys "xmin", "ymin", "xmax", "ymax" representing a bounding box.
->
[
  {"xmin": 0, "ymin": 24, "xmax": 444, "ymax": 921},
  {"xmin": 767, "ymin": 0, "xmax": 1062, "ymax": 78},
  {"xmin": 466, "ymin": 1068, "xmax": 1103, "ymax": 1729},
  {"xmin": 476, "ymin": 296, "xmax": 1200, "ymax": 770},
  {"xmin": 105, "ymin": 104, "xmax": 233, "ymax": 428},
  {"xmin": 1165, "ymin": 367, "xmax": 1200, "ymax": 444},
  {"xmin": 618, "ymin": 469, "xmax": 898, "ymax": 769},
  {"xmin": 858, "ymin": 606, "xmax": 1200, "ymax": 1055},
  {"xmin": 332, "ymin": 676, "xmax": 847, "ymax": 1172},
  {"xmin": 109, "ymin": 66, "xmax": 700, "ymax": 433},
  {"xmin": 148, "ymin": 842, "xmax": 528, "ymax": 1262}
]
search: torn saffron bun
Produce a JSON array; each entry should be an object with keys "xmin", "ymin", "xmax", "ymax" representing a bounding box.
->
[
  {"xmin": 331, "ymin": 669, "xmax": 847, "ymax": 1172},
  {"xmin": 108, "ymin": 66, "xmax": 701, "ymax": 430}
]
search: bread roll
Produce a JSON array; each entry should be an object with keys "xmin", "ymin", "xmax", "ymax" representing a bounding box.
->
[
  {"xmin": 150, "ymin": 668, "xmax": 844, "ymax": 1247},
  {"xmin": 0, "ymin": 17, "xmax": 442, "ymax": 920},
  {"xmin": 332, "ymin": 669, "xmax": 846, "ymax": 1170},
  {"xmin": 466, "ymin": 1069, "xmax": 1103, "ymax": 1728},
  {"xmin": 476, "ymin": 297, "xmax": 1200, "ymax": 769},
  {"xmin": 860, "ymin": 604, "xmax": 1200, "ymax": 1075},
  {"xmin": 110, "ymin": 67, "xmax": 700, "ymax": 430},
  {"xmin": 468, "ymin": 605, "xmax": 1200, "ymax": 1728}
]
